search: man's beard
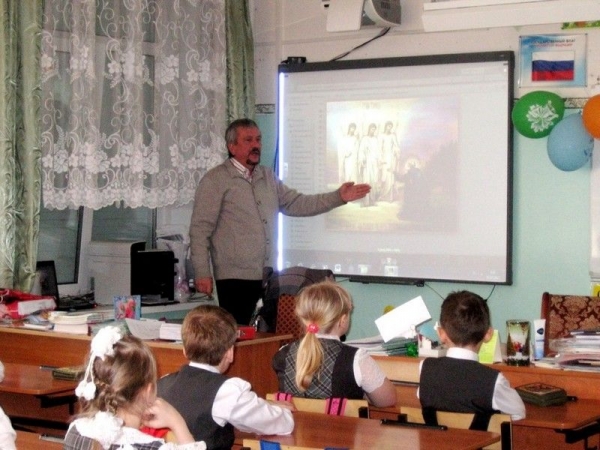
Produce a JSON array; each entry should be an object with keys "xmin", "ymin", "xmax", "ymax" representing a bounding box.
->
[{"xmin": 247, "ymin": 148, "xmax": 260, "ymax": 166}]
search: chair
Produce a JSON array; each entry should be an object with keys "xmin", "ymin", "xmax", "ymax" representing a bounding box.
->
[
  {"xmin": 266, "ymin": 393, "xmax": 369, "ymax": 418},
  {"xmin": 541, "ymin": 292, "xmax": 600, "ymax": 356},
  {"xmin": 275, "ymin": 294, "xmax": 304, "ymax": 345},
  {"xmin": 398, "ymin": 406, "xmax": 512, "ymax": 450},
  {"xmin": 261, "ymin": 266, "xmax": 335, "ymax": 332},
  {"xmin": 241, "ymin": 439, "xmax": 326, "ymax": 450}
]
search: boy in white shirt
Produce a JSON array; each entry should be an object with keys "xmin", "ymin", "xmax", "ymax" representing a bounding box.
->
[
  {"xmin": 418, "ymin": 290, "xmax": 526, "ymax": 428},
  {"xmin": 158, "ymin": 305, "xmax": 294, "ymax": 450}
]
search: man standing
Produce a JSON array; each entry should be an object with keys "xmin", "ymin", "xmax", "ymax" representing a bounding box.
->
[{"xmin": 189, "ymin": 119, "xmax": 370, "ymax": 325}]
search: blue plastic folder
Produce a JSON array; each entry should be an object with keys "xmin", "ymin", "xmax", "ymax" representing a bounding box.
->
[{"xmin": 259, "ymin": 441, "xmax": 348, "ymax": 450}]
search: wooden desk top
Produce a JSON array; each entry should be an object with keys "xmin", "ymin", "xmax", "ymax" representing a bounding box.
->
[
  {"xmin": 373, "ymin": 354, "xmax": 600, "ymax": 401},
  {"xmin": 516, "ymin": 398, "xmax": 600, "ymax": 430},
  {"xmin": 0, "ymin": 363, "xmax": 77, "ymax": 396},
  {"xmin": 237, "ymin": 411, "xmax": 500, "ymax": 450},
  {"xmin": 0, "ymin": 327, "xmax": 292, "ymax": 399},
  {"xmin": 374, "ymin": 379, "xmax": 600, "ymax": 432},
  {"xmin": 16, "ymin": 431, "xmax": 63, "ymax": 449}
]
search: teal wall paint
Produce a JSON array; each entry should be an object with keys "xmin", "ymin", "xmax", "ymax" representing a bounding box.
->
[
  {"xmin": 256, "ymin": 113, "xmax": 277, "ymax": 171},
  {"xmin": 256, "ymin": 112, "xmax": 591, "ymax": 342}
]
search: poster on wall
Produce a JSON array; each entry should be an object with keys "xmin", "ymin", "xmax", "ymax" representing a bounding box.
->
[{"xmin": 519, "ymin": 34, "xmax": 587, "ymax": 88}]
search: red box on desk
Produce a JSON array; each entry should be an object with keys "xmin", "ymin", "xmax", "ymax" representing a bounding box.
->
[
  {"xmin": 0, "ymin": 289, "xmax": 56, "ymax": 319},
  {"xmin": 237, "ymin": 326, "xmax": 256, "ymax": 340}
]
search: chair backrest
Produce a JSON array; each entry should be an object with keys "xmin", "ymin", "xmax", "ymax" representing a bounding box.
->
[
  {"xmin": 400, "ymin": 406, "xmax": 511, "ymax": 450},
  {"xmin": 266, "ymin": 393, "xmax": 369, "ymax": 418},
  {"xmin": 261, "ymin": 266, "xmax": 335, "ymax": 332},
  {"xmin": 275, "ymin": 294, "xmax": 304, "ymax": 344},
  {"xmin": 242, "ymin": 439, "xmax": 325, "ymax": 450},
  {"xmin": 541, "ymin": 292, "xmax": 600, "ymax": 356}
]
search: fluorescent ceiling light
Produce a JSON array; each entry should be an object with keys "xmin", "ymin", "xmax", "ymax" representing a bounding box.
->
[{"xmin": 422, "ymin": 0, "xmax": 600, "ymax": 32}]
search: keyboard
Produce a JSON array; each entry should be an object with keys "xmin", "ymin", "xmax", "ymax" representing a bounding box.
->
[{"xmin": 56, "ymin": 293, "xmax": 97, "ymax": 311}]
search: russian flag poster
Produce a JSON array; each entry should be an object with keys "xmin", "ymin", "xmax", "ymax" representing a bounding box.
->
[
  {"xmin": 531, "ymin": 51, "xmax": 574, "ymax": 81},
  {"xmin": 519, "ymin": 34, "xmax": 587, "ymax": 88}
]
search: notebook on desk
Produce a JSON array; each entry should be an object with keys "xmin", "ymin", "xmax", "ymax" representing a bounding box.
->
[{"xmin": 34, "ymin": 260, "xmax": 96, "ymax": 311}]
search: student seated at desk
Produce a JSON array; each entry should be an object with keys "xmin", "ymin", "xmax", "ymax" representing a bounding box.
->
[
  {"xmin": 272, "ymin": 281, "xmax": 397, "ymax": 407},
  {"xmin": 158, "ymin": 305, "xmax": 294, "ymax": 450},
  {"xmin": 418, "ymin": 291, "xmax": 526, "ymax": 423},
  {"xmin": 63, "ymin": 326, "xmax": 206, "ymax": 450}
]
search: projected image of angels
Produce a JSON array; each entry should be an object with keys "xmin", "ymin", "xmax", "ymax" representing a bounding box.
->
[{"xmin": 326, "ymin": 97, "xmax": 460, "ymax": 232}]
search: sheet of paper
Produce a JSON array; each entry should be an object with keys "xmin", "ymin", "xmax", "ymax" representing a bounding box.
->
[
  {"xmin": 479, "ymin": 329, "xmax": 502, "ymax": 363},
  {"xmin": 375, "ymin": 296, "xmax": 431, "ymax": 343},
  {"xmin": 125, "ymin": 318, "xmax": 162, "ymax": 340}
]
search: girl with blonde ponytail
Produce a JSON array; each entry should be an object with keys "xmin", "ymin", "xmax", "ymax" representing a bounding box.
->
[{"xmin": 272, "ymin": 281, "xmax": 397, "ymax": 407}]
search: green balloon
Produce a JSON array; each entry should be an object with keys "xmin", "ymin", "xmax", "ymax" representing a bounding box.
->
[{"xmin": 512, "ymin": 91, "xmax": 565, "ymax": 138}]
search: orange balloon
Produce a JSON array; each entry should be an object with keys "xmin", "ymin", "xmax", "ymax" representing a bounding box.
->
[{"xmin": 582, "ymin": 94, "xmax": 600, "ymax": 139}]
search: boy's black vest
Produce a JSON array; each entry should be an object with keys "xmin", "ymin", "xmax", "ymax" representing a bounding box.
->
[
  {"xmin": 158, "ymin": 366, "xmax": 234, "ymax": 450},
  {"xmin": 420, "ymin": 357, "xmax": 500, "ymax": 430}
]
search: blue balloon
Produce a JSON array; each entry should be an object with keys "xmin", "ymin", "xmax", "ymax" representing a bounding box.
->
[{"xmin": 547, "ymin": 114, "xmax": 594, "ymax": 171}]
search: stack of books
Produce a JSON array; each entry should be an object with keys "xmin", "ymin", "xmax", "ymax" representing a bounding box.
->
[
  {"xmin": 551, "ymin": 327, "xmax": 600, "ymax": 372},
  {"xmin": 382, "ymin": 337, "xmax": 419, "ymax": 356},
  {"xmin": 346, "ymin": 335, "xmax": 386, "ymax": 355},
  {"xmin": 49, "ymin": 310, "xmax": 115, "ymax": 335},
  {"xmin": 124, "ymin": 318, "xmax": 182, "ymax": 341},
  {"xmin": 345, "ymin": 335, "xmax": 419, "ymax": 356}
]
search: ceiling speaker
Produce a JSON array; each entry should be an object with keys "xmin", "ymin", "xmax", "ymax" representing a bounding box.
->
[{"xmin": 326, "ymin": 0, "xmax": 401, "ymax": 32}]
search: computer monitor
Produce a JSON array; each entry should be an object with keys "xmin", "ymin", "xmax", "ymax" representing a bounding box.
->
[
  {"xmin": 32, "ymin": 260, "xmax": 60, "ymax": 300},
  {"xmin": 130, "ymin": 248, "xmax": 177, "ymax": 304}
]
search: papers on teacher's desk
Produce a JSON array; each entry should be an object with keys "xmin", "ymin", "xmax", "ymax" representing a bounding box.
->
[
  {"xmin": 346, "ymin": 296, "xmax": 430, "ymax": 356},
  {"xmin": 125, "ymin": 318, "xmax": 182, "ymax": 341},
  {"xmin": 345, "ymin": 334, "xmax": 419, "ymax": 356},
  {"xmin": 345, "ymin": 335, "xmax": 387, "ymax": 355},
  {"xmin": 375, "ymin": 295, "xmax": 431, "ymax": 343},
  {"xmin": 125, "ymin": 318, "xmax": 162, "ymax": 340}
]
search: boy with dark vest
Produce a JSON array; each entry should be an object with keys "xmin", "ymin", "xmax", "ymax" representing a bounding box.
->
[
  {"xmin": 158, "ymin": 305, "xmax": 294, "ymax": 450},
  {"xmin": 418, "ymin": 290, "xmax": 525, "ymax": 429}
]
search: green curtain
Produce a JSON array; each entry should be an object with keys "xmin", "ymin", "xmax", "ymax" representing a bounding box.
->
[
  {"xmin": 0, "ymin": 0, "xmax": 42, "ymax": 290},
  {"xmin": 225, "ymin": 0, "xmax": 255, "ymax": 123}
]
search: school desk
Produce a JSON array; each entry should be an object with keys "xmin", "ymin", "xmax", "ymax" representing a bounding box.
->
[
  {"xmin": 0, "ymin": 362, "xmax": 78, "ymax": 431},
  {"xmin": 370, "ymin": 355, "xmax": 600, "ymax": 450},
  {"xmin": 15, "ymin": 431, "xmax": 63, "ymax": 450},
  {"xmin": 0, "ymin": 327, "xmax": 291, "ymax": 430},
  {"xmin": 235, "ymin": 410, "xmax": 500, "ymax": 450}
]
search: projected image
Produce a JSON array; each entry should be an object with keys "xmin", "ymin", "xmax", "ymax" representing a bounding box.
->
[
  {"xmin": 278, "ymin": 52, "xmax": 513, "ymax": 283},
  {"xmin": 326, "ymin": 97, "xmax": 460, "ymax": 232}
]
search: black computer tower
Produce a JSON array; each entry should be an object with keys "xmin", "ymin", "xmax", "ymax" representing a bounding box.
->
[{"xmin": 130, "ymin": 244, "xmax": 176, "ymax": 301}]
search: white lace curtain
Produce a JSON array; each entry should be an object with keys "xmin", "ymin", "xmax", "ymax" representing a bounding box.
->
[{"xmin": 41, "ymin": 0, "xmax": 227, "ymax": 209}]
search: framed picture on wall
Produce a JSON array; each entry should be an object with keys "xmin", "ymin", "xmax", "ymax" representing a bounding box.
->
[{"xmin": 519, "ymin": 34, "xmax": 587, "ymax": 88}]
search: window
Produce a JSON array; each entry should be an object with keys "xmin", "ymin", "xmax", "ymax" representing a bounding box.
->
[{"xmin": 91, "ymin": 205, "xmax": 155, "ymax": 244}]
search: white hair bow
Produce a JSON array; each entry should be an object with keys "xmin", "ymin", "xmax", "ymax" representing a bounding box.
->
[{"xmin": 76, "ymin": 327, "xmax": 123, "ymax": 401}]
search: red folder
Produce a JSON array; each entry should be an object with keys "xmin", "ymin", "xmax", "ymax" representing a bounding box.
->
[
  {"xmin": 0, "ymin": 289, "xmax": 56, "ymax": 319},
  {"xmin": 237, "ymin": 326, "xmax": 256, "ymax": 340}
]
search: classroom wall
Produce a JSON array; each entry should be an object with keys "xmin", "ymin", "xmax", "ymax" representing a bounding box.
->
[{"xmin": 250, "ymin": 0, "xmax": 599, "ymax": 341}]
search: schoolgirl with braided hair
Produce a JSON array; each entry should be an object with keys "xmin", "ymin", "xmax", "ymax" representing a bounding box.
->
[
  {"xmin": 272, "ymin": 280, "xmax": 397, "ymax": 407},
  {"xmin": 63, "ymin": 326, "xmax": 206, "ymax": 450}
]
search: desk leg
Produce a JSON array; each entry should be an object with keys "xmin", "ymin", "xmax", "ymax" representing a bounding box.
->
[
  {"xmin": 514, "ymin": 425, "xmax": 600, "ymax": 450},
  {"xmin": 38, "ymin": 394, "xmax": 78, "ymax": 416},
  {"xmin": 0, "ymin": 392, "xmax": 72, "ymax": 433},
  {"xmin": 557, "ymin": 421, "xmax": 600, "ymax": 450}
]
